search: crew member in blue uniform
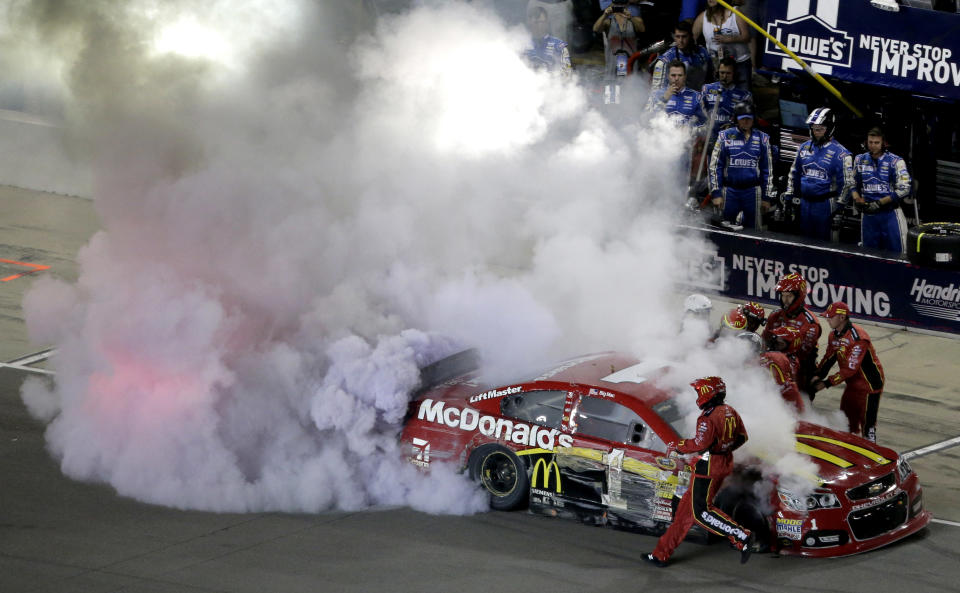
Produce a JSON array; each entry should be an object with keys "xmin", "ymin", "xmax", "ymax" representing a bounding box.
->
[
  {"xmin": 784, "ymin": 107, "xmax": 854, "ymax": 241},
  {"xmin": 525, "ymin": 7, "xmax": 572, "ymax": 74},
  {"xmin": 708, "ymin": 101, "xmax": 774, "ymax": 229},
  {"xmin": 646, "ymin": 60, "xmax": 706, "ymax": 128},
  {"xmin": 700, "ymin": 57, "xmax": 753, "ymax": 146},
  {"xmin": 851, "ymin": 127, "xmax": 911, "ymax": 253},
  {"xmin": 651, "ymin": 20, "xmax": 713, "ymax": 92}
]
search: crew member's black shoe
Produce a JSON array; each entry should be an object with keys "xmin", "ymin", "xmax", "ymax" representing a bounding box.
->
[
  {"xmin": 642, "ymin": 553, "xmax": 669, "ymax": 568},
  {"xmin": 740, "ymin": 533, "xmax": 756, "ymax": 565}
]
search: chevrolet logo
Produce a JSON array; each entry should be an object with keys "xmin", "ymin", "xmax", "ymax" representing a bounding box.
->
[{"xmin": 868, "ymin": 482, "xmax": 886, "ymax": 495}]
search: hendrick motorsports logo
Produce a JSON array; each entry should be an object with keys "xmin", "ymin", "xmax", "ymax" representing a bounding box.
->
[{"xmin": 910, "ymin": 278, "xmax": 960, "ymax": 322}]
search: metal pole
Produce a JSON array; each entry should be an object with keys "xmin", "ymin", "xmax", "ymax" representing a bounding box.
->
[{"xmin": 714, "ymin": 0, "xmax": 863, "ymax": 118}]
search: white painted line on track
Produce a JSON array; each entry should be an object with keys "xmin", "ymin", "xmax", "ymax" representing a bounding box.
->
[
  {"xmin": 0, "ymin": 362, "xmax": 55, "ymax": 375},
  {"xmin": 5, "ymin": 349, "xmax": 54, "ymax": 366},
  {"xmin": 902, "ymin": 435, "xmax": 960, "ymax": 460},
  {"xmin": 1, "ymin": 349, "xmax": 55, "ymax": 375},
  {"xmin": 932, "ymin": 518, "xmax": 960, "ymax": 528}
]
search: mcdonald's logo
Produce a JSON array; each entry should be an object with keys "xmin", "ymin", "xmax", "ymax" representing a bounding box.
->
[
  {"xmin": 531, "ymin": 458, "xmax": 563, "ymax": 493},
  {"xmin": 724, "ymin": 416, "xmax": 737, "ymax": 439}
]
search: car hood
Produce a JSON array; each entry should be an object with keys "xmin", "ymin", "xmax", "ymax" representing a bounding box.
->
[{"xmin": 793, "ymin": 421, "xmax": 899, "ymax": 487}]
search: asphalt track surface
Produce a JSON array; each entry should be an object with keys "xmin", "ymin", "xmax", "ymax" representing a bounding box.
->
[{"xmin": 2, "ymin": 186, "xmax": 960, "ymax": 593}]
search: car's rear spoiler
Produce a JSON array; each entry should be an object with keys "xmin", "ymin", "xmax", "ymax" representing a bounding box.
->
[{"xmin": 414, "ymin": 348, "xmax": 481, "ymax": 397}]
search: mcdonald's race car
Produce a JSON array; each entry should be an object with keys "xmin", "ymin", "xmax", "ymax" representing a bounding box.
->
[{"xmin": 400, "ymin": 351, "xmax": 931, "ymax": 557}]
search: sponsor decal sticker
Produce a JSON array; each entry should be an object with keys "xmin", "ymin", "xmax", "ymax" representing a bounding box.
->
[
  {"xmin": 777, "ymin": 517, "xmax": 804, "ymax": 541},
  {"xmin": 416, "ymin": 399, "xmax": 574, "ymax": 450},
  {"xmin": 469, "ymin": 386, "xmax": 521, "ymax": 404},
  {"xmin": 531, "ymin": 458, "xmax": 563, "ymax": 493},
  {"xmin": 411, "ymin": 438, "xmax": 430, "ymax": 468}
]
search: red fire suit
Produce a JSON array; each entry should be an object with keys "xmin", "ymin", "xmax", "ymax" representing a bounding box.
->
[
  {"xmin": 652, "ymin": 403, "xmax": 750, "ymax": 561},
  {"xmin": 760, "ymin": 351, "xmax": 805, "ymax": 412},
  {"xmin": 815, "ymin": 322, "xmax": 885, "ymax": 441},
  {"xmin": 762, "ymin": 307, "xmax": 821, "ymax": 391}
]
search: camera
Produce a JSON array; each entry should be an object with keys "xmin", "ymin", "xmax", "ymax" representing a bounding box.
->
[{"xmin": 611, "ymin": 0, "xmax": 628, "ymax": 11}]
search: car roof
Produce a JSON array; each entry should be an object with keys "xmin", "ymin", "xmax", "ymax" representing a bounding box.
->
[{"xmin": 524, "ymin": 352, "xmax": 677, "ymax": 407}]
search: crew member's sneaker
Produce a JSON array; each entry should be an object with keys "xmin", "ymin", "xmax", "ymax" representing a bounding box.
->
[
  {"xmin": 740, "ymin": 532, "xmax": 756, "ymax": 564},
  {"xmin": 642, "ymin": 553, "xmax": 669, "ymax": 568}
]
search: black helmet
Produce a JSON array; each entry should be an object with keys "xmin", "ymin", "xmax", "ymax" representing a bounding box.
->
[
  {"xmin": 806, "ymin": 107, "xmax": 836, "ymax": 141},
  {"xmin": 733, "ymin": 101, "xmax": 754, "ymax": 120}
]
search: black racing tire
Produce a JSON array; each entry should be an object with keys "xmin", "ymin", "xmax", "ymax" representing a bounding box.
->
[
  {"xmin": 907, "ymin": 222, "xmax": 960, "ymax": 270},
  {"xmin": 468, "ymin": 445, "xmax": 529, "ymax": 511},
  {"xmin": 715, "ymin": 489, "xmax": 771, "ymax": 552}
]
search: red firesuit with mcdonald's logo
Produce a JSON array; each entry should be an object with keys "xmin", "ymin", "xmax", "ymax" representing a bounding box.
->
[
  {"xmin": 760, "ymin": 351, "xmax": 805, "ymax": 412},
  {"xmin": 761, "ymin": 274, "xmax": 822, "ymax": 391},
  {"xmin": 652, "ymin": 379, "xmax": 750, "ymax": 562},
  {"xmin": 815, "ymin": 318, "xmax": 885, "ymax": 441}
]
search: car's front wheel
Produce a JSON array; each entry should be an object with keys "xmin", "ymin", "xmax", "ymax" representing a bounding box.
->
[
  {"xmin": 716, "ymin": 488, "xmax": 771, "ymax": 552},
  {"xmin": 468, "ymin": 445, "xmax": 529, "ymax": 511}
]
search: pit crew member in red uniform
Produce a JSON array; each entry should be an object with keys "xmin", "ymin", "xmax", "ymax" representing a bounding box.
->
[
  {"xmin": 761, "ymin": 325, "xmax": 805, "ymax": 412},
  {"xmin": 811, "ymin": 301, "xmax": 885, "ymax": 442},
  {"xmin": 644, "ymin": 377, "xmax": 754, "ymax": 567},
  {"xmin": 741, "ymin": 301, "xmax": 765, "ymax": 332},
  {"xmin": 712, "ymin": 301, "xmax": 764, "ymax": 342},
  {"xmin": 761, "ymin": 273, "xmax": 821, "ymax": 394}
]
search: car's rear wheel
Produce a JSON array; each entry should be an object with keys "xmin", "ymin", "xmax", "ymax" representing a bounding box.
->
[{"xmin": 469, "ymin": 445, "xmax": 529, "ymax": 511}]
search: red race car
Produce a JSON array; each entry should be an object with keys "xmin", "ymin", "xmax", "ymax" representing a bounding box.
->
[{"xmin": 400, "ymin": 350, "xmax": 931, "ymax": 557}]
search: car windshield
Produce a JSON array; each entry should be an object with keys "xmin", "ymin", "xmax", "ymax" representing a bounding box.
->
[{"xmin": 651, "ymin": 399, "xmax": 685, "ymax": 437}]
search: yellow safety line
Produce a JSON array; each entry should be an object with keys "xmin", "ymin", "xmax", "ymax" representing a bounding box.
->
[
  {"xmin": 796, "ymin": 434, "xmax": 892, "ymax": 465},
  {"xmin": 715, "ymin": 0, "xmax": 863, "ymax": 118}
]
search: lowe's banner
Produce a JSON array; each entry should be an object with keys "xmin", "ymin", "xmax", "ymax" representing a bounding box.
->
[
  {"xmin": 681, "ymin": 225, "xmax": 960, "ymax": 335},
  {"xmin": 763, "ymin": 0, "xmax": 960, "ymax": 99}
]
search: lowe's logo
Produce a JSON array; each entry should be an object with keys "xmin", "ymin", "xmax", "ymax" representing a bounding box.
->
[
  {"xmin": 765, "ymin": 0, "xmax": 852, "ymax": 71},
  {"xmin": 767, "ymin": 16, "xmax": 853, "ymax": 68}
]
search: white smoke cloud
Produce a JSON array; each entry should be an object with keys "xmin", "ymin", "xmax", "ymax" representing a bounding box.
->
[{"xmin": 15, "ymin": 0, "xmax": 817, "ymax": 516}]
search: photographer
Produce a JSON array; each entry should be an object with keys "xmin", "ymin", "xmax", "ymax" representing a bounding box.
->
[{"xmin": 593, "ymin": 0, "xmax": 645, "ymax": 76}]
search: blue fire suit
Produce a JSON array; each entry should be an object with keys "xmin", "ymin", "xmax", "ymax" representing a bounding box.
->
[
  {"xmin": 646, "ymin": 87, "xmax": 705, "ymax": 183},
  {"xmin": 525, "ymin": 35, "xmax": 572, "ymax": 73},
  {"xmin": 700, "ymin": 82, "xmax": 753, "ymax": 144},
  {"xmin": 709, "ymin": 126, "xmax": 774, "ymax": 229},
  {"xmin": 785, "ymin": 138, "xmax": 854, "ymax": 241},
  {"xmin": 651, "ymin": 45, "xmax": 714, "ymax": 92},
  {"xmin": 646, "ymin": 87, "xmax": 706, "ymax": 128},
  {"xmin": 853, "ymin": 151, "xmax": 911, "ymax": 253}
]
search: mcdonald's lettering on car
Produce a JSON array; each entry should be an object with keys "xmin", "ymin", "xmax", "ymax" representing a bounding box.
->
[{"xmin": 532, "ymin": 458, "xmax": 563, "ymax": 493}]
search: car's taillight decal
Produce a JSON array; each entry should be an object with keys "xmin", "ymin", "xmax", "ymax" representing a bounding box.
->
[
  {"xmin": 795, "ymin": 442, "xmax": 854, "ymax": 468},
  {"xmin": 795, "ymin": 434, "xmax": 893, "ymax": 466}
]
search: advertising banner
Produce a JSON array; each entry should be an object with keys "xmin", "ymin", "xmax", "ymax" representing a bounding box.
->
[
  {"xmin": 681, "ymin": 225, "xmax": 960, "ymax": 335},
  {"xmin": 762, "ymin": 0, "xmax": 960, "ymax": 100}
]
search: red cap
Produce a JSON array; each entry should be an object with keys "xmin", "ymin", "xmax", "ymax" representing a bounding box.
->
[{"xmin": 822, "ymin": 301, "xmax": 850, "ymax": 318}]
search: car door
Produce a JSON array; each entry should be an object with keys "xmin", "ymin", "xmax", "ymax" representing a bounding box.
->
[{"xmin": 566, "ymin": 392, "xmax": 685, "ymax": 529}]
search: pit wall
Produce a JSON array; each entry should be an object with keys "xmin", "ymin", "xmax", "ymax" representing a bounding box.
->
[{"xmin": 682, "ymin": 224, "xmax": 960, "ymax": 336}]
